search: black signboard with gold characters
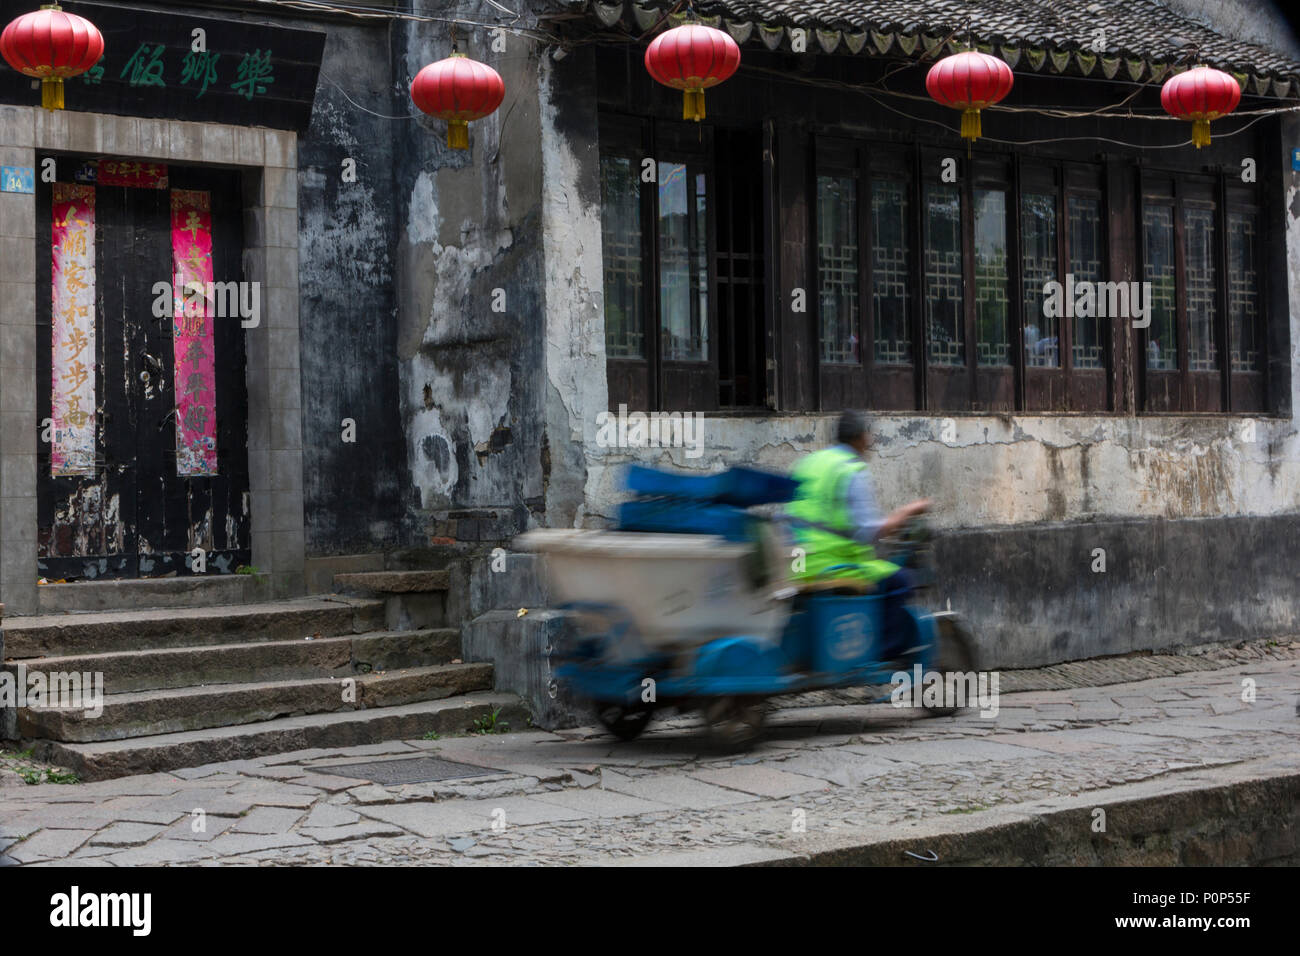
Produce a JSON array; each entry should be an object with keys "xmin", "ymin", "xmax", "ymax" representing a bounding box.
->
[{"xmin": 0, "ymin": 1, "xmax": 325, "ymax": 130}]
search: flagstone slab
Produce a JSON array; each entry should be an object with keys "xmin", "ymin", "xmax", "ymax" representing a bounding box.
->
[
  {"xmin": 355, "ymin": 801, "xmax": 489, "ymax": 838},
  {"xmin": 689, "ymin": 766, "xmax": 827, "ymax": 799},
  {"xmin": 5, "ymin": 828, "xmax": 95, "ymax": 863},
  {"xmin": 88, "ymin": 821, "xmax": 167, "ymax": 847},
  {"xmin": 599, "ymin": 770, "xmax": 761, "ymax": 809},
  {"xmin": 229, "ymin": 806, "xmax": 306, "ymax": 834},
  {"xmin": 299, "ymin": 822, "xmax": 406, "ymax": 844},
  {"xmin": 159, "ymin": 814, "xmax": 237, "ymax": 842},
  {"xmin": 302, "ymin": 803, "xmax": 361, "ymax": 828}
]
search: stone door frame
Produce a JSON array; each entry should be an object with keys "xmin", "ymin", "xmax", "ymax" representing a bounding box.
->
[{"xmin": 0, "ymin": 105, "xmax": 304, "ymax": 614}]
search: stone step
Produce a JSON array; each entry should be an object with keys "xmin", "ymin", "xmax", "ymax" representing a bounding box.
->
[
  {"xmin": 36, "ymin": 692, "xmax": 529, "ymax": 781},
  {"xmin": 18, "ymin": 663, "xmax": 495, "ymax": 743},
  {"xmin": 36, "ymin": 574, "xmax": 270, "ymax": 615},
  {"xmin": 3, "ymin": 628, "xmax": 462, "ymax": 694},
  {"xmin": 332, "ymin": 570, "xmax": 449, "ymax": 595},
  {"xmin": 332, "ymin": 571, "xmax": 450, "ymax": 630},
  {"xmin": 2, "ymin": 596, "xmax": 384, "ymax": 660}
]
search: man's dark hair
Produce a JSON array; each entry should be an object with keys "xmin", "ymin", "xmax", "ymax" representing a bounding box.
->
[{"xmin": 836, "ymin": 410, "xmax": 870, "ymax": 445}]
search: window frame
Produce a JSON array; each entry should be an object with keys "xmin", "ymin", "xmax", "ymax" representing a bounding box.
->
[
  {"xmin": 1135, "ymin": 168, "xmax": 1265, "ymax": 413},
  {"xmin": 1019, "ymin": 159, "xmax": 1111, "ymax": 411},
  {"xmin": 598, "ymin": 116, "xmax": 719, "ymax": 412}
]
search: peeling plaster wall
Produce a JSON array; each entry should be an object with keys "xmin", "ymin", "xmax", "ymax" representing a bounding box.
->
[
  {"xmin": 297, "ymin": 25, "xmax": 409, "ymax": 556},
  {"xmin": 391, "ymin": 10, "xmax": 548, "ymax": 545},
  {"xmin": 539, "ymin": 50, "xmax": 607, "ymax": 530},
  {"xmin": 576, "ymin": 414, "xmax": 1300, "ymax": 530}
]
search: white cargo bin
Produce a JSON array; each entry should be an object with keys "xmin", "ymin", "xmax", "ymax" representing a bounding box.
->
[{"xmin": 516, "ymin": 529, "xmax": 791, "ymax": 653}]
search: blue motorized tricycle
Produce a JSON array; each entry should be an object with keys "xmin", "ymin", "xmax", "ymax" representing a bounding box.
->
[{"xmin": 519, "ymin": 464, "xmax": 976, "ymax": 748}]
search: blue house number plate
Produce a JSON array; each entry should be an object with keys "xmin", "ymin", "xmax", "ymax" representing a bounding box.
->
[{"xmin": 1, "ymin": 166, "xmax": 34, "ymax": 194}]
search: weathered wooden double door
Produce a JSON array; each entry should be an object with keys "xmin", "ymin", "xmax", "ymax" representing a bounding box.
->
[{"xmin": 36, "ymin": 159, "xmax": 251, "ymax": 580}]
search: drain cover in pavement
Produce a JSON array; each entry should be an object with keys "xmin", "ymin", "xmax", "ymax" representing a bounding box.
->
[{"xmin": 313, "ymin": 756, "xmax": 494, "ymax": 785}]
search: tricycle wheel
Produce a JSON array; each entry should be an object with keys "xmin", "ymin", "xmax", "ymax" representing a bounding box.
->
[
  {"xmin": 704, "ymin": 697, "xmax": 766, "ymax": 750},
  {"xmin": 922, "ymin": 614, "xmax": 977, "ymax": 717},
  {"xmin": 597, "ymin": 704, "xmax": 653, "ymax": 741}
]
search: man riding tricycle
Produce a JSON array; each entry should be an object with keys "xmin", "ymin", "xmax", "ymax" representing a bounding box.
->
[{"xmin": 518, "ymin": 411, "xmax": 977, "ymax": 748}]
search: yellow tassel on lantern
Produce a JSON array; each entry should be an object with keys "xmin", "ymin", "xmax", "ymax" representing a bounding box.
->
[
  {"xmin": 960, "ymin": 107, "xmax": 981, "ymax": 140},
  {"xmin": 682, "ymin": 88, "xmax": 705, "ymax": 122},
  {"xmin": 1191, "ymin": 117, "xmax": 1211, "ymax": 149},
  {"xmin": 41, "ymin": 76, "xmax": 64, "ymax": 110},
  {"xmin": 446, "ymin": 119, "xmax": 468, "ymax": 150}
]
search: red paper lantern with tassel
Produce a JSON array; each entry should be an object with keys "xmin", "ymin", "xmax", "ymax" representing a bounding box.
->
[
  {"xmin": 410, "ymin": 52, "xmax": 505, "ymax": 150},
  {"xmin": 925, "ymin": 50, "xmax": 1014, "ymax": 143},
  {"xmin": 1161, "ymin": 65, "xmax": 1241, "ymax": 149},
  {"xmin": 0, "ymin": 3, "xmax": 104, "ymax": 110},
  {"xmin": 645, "ymin": 23, "xmax": 741, "ymax": 122}
]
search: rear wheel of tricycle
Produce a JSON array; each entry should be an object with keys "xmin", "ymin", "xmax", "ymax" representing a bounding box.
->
[
  {"xmin": 597, "ymin": 704, "xmax": 653, "ymax": 741},
  {"xmin": 704, "ymin": 696, "xmax": 766, "ymax": 750},
  {"xmin": 922, "ymin": 614, "xmax": 977, "ymax": 717}
]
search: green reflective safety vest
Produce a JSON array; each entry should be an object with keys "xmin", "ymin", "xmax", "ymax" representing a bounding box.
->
[{"xmin": 787, "ymin": 445, "xmax": 899, "ymax": 584}]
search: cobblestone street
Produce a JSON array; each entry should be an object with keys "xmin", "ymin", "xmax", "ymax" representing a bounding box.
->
[{"xmin": 3, "ymin": 640, "xmax": 1298, "ymax": 866}]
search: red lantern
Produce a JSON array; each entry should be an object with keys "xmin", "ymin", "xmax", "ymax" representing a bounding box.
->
[
  {"xmin": 645, "ymin": 23, "xmax": 740, "ymax": 122},
  {"xmin": 410, "ymin": 52, "xmax": 505, "ymax": 150},
  {"xmin": 0, "ymin": 3, "xmax": 103, "ymax": 110},
  {"xmin": 1161, "ymin": 65, "xmax": 1241, "ymax": 149},
  {"xmin": 925, "ymin": 50, "xmax": 1014, "ymax": 142}
]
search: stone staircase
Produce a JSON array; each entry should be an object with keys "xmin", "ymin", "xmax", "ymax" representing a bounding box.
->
[{"xmin": 1, "ymin": 573, "xmax": 527, "ymax": 780}]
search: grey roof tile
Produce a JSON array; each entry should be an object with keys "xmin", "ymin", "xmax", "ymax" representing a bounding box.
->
[{"xmin": 555, "ymin": 0, "xmax": 1300, "ymax": 89}]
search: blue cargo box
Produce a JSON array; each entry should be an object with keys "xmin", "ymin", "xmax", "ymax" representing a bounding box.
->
[
  {"xmin": 616, "ymin": 499, "xmax": 756, "ymax": 541},
  {"xmin": 625, "ymin": 464, "xmax": 797, "ymax": 506}
]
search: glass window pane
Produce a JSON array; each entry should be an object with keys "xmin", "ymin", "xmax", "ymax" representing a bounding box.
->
[
  {"xmin": 1143, "ymin": 204, "xmax": 1177, "ymax": 371},
  {"xmin": 1185, "ymin": 201, "xmax": 1218, "ymax": 371},
  {"xmin": 1227, "ymin": 210, "xmax": 1259, "ymax": 372},
  {"xmin": 925, "ymin": 184, "xmax": 963, "ymax": 366},
  {"xmin": 1068, "ymin": 195, "xmax": 1105, "ymax": 369},
  {"xmin": 872, "ymin": 179, "xmax": 911, "ymax": 365},
  {"xmin": 816, "ymin": 174, "xmax": 859, "ymax": 364},
  {"xmin": 1021, "ymin": 191, "xmax": 1058, "ymax": 368},
  {"xmin": 599, "ymin": 155, "xmax": 644, "ymax": 359},
  {"xmin": 658, "ymin": 161, "xmax": 709, "ymax": 361},
  {"xmin": 974, "ymin": 188, "xmax": 1010, "ymax": 367}
]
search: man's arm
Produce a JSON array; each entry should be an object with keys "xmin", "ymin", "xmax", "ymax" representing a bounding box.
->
[
  {"xmin": 845, "ymin": 468, "xmax": 931, "ymax": 543},
  {"xmin": 843, "ymin": 469, "xmax": 887, "ymax": 545}
]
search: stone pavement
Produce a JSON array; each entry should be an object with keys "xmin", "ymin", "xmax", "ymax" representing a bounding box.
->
[{"xmin": 2, "ymin": 639, "xmax": 1298, "ymax": 866}]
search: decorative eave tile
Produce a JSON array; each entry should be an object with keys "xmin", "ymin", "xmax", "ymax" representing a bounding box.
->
[
  {"xmin": 1025, "ymin": 47, "xmax": 1047, "ymax": 71},
  {"xmin": 816, "ymin": 29, "xmax": 841, "ymax": 54},
  {"xmin": 870, "ymin": 29, "xmax": 893, "ymax": 55},
  {"xmin": 999, "ymin": 45, "xmax": 1020, "ymax": 68},
  {"xmin": 631, "ymin": 2, "xmax": 658, "ymax": 31},
  {"xmin": 1075, "ymin": 51, "xmax": 1097, "ymax": 76},
  {"xmin": 1126, "ymin": 58, "xmax": 1146, "ymax": 82},
  {"xmin": 724, "ymin": 20, "xmax": 753, "ymax": 44},
  {"xmin": 1050, "ymin": 49, "xmax": 1071, "ymax": 73},
  {"xmin": 1101, "ymin": 56, "xmax": 1120, "ymax": 79},
  {"xmin": 896, "ymin": 33, "xmax": 920, "ymax": 56},
  {"xmin": 759, "ymin": 23, "xmax": 784, "ymax": 51},
  {"xmin": 592, "ymin": 1, "xmax": 624, "ymax": 28}
]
